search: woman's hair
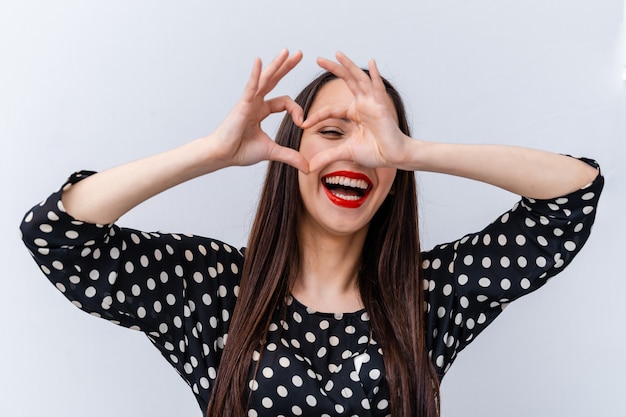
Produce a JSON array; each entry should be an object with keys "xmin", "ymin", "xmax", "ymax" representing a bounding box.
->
[{"xmin": 207, "ymin": 71, "xmax": 440, "ymax": 417}]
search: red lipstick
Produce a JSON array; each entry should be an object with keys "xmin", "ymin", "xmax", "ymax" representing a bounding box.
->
[{"xmin": 321, "ymin": 170, "xmax": 373, "ymax": 208}]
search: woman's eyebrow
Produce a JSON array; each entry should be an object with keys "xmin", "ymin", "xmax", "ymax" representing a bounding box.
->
[{"xmin": 317, "ymin": 117, "xmax": 351, "ymax": 124}]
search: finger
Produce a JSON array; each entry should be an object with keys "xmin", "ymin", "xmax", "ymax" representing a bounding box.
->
[
  {"xmin": 368, "ymin": 59, "xmax": 386, "ymax": 92},
  {"xmin": 259, "ymin": 50, "xmax": 302, "ymax": 95},
  {"xmin": 266, "ymin": 95, "xmax": 304, "ymax": 126},
  {"xmin": 316, "ymin": 56, "xmax": 351, "ymax": 80},
  {"xmin": 265, "ymin": 50, "xmax": 303, "ymax": 92},
  {"xmin": 266, "ymin": 49, "xmax": 290, "ymax": 74},
  {"xmin": 255, "ymin": 49, "xmax": 289, "ymax": 93},
  {"xmin": 308, "ymin": 145, "xmax": 354, "ymax": 173},
  {"xmin": 267, "ymin": 143, "xmax": 310, "ymax": 173},
  {"xmin": 366, "ymin": 59, "xmax": 398, "ymax": 118},
  {"xmin": 335, "ymin": 51, "xmax": 373, "ymax": 95},
  {"xmin": 240, "ymin": 57, "xmax": 262, "ymax": 102},
  {"xmin": 317, "ymin": 54, "xmax": 367, "ymax": 97},
  {"xmin": 317, "ymin": 56, "xmax": 364, "ymax": 95},
  {"xmin": 335, "ymin": 51, "xmax": 370, "ymax": 83},
  {"xmin": 300, "ymin": 105, "xmax": 348, "ymax": 129}
]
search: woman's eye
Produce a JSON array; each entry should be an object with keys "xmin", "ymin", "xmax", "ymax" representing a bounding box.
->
[{"xmin": 319, "ymin": 129, "xmax": 343, "ymax": 137}]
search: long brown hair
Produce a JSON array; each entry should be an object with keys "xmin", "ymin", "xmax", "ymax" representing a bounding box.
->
[{"xmin": 206, "ymin": 71, "xmax": 440, "ymax": 417}]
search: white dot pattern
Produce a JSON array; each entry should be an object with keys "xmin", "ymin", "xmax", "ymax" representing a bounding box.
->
[
  {"xmin": 421, "ymin": 158, "xmax": 603, "ymax": 378},
  {"xmin": 19, "ymin": 163, "xmax": 603, "ymax": 415}
]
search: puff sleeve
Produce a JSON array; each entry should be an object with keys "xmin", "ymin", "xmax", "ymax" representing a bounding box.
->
[
  {"xmin": 421, "ymin": 158, "xmax": 604, "ymax": 378},
  {"xmin": 20, "ymin": 170, "xmax": 244, "ymax": 410}
]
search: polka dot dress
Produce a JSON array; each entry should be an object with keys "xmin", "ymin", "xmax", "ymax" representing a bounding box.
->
[
  {"xmin": 247, "ymin": 296, "xmax": 388, "ymax": 416},
  {"xmin": 20, "ymin": 159, "xmax": 603, "ymax": 416}
]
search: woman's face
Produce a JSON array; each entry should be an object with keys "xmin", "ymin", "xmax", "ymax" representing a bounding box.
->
[{"xmin": 297, "ymin": 79, "xmax": 397, "ymax": 237}]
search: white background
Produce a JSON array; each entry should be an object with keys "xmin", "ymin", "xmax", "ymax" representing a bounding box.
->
[{"xmin": 1, "ymin": 1, "xmax": 624, "ymax": 416}]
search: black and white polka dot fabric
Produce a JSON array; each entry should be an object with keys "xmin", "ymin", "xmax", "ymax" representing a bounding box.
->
[{"xmin": 20, "ymin": 158, "xmax": 603, "ymax": 416}]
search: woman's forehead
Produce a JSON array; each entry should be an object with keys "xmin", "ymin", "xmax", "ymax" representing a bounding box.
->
[{"xmin": 309, "ymin": 79, "xmax": 353, "ymax": 110}]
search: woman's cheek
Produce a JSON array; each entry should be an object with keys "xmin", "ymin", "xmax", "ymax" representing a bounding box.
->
[{"xmin": 299, "ymin": 135, "xmax": 327, "ymax": 161}]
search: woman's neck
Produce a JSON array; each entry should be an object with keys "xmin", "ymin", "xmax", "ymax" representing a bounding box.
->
[{"xmin": 292, "ymin": 223, "xmax": 367, "ymax": 313}]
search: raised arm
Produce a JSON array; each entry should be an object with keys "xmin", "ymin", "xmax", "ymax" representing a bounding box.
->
[
  {"xmin": 400, "ymin": 141, "xmax": 598, "ymax": 199},
  {"xmin": 63, "ymin": 49, "xmax": 308, "ymax": 225},
  {"xmin": 305, "ymin": 52, "xmax": 599, "ymax": 197}
]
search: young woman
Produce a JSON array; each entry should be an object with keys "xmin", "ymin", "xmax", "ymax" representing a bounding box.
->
[{"xmin": 20, "ymin": 50, "xmax": 603, "ymax": 417}]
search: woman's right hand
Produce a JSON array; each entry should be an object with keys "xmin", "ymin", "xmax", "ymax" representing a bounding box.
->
[
  {"xmin": 61, "ymin": 50, "xmax": 308, "ymax": 224},
  {"xmin": 208, "ymin": 49, "xmax": 309, "ymax": 173}
]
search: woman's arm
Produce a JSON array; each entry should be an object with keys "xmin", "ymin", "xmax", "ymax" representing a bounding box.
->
[
  {"xmin": 19, "ymin": 52, "xmax": 307, "ymax": 398},
  {"xmin": 420, "ymin": 160, "xmax": 603, "ymax": 378},
  {"xmin": 305, "ymin": 52, "xmax": 599, "ymax": 199},
  {"xmin": 63, "ymin": 50, "xmax": 308, "ymax": 225},
  {"xmin": 400, "ymin": 141, "xmax": 599, "ymax": 199}
]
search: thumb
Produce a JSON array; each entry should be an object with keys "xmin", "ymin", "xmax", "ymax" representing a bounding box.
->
[
  {"xmin": 308, "ymin": 145, "xmax": 353, "ymax": 172},
  {"xmin": 267, "ymin": 143, "xmax": 310, "ymax": 173}
]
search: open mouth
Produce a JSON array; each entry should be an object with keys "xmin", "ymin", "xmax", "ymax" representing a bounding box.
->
[{"xmin": 321, "ymin": 171, "xmax": 373, "ymax": 208}]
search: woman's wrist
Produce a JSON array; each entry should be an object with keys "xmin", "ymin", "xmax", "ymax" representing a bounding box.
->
[{"xmin": 395, "ymin": 138, "xmax": 435, "ymax": 171}]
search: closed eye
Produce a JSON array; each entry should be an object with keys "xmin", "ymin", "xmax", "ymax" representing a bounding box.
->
[{"xmin": 319, "ymin": 128, "xmax": 343, "ymax": 137}]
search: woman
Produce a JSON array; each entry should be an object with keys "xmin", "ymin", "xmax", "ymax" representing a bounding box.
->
[{"xmin": 20, "ymin": 50, "xmax": 603, "ymax": 417}]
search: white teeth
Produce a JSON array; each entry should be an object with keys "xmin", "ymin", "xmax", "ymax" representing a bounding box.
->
[
  {"xmin": 323, "ymin": 176, "xmax": 369, "ymax": 190},
  {"xmin": 329, "ymin": 191, "xmax": 360, "ymax": 201}
]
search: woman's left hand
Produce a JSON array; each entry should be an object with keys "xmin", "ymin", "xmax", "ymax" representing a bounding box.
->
[
  {"xmin": 304, "ymin": 53, "xmax": 601, "ymax": 200},
  {"xmin": 302, "ymin": 52, "xmax": 415, "ymax": 172}
]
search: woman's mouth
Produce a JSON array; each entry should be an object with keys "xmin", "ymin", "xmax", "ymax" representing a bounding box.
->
[{"xmin": 321, "ymin": 171, "xmax": 373, "ymax": 208}]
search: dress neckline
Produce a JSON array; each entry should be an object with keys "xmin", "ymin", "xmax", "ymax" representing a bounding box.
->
[{"xmin": 287, "ymin": 294, "xmax": 369, "ymax": 321}]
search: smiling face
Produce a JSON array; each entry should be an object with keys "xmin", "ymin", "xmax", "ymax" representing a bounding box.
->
[{"xmin": 297, "ymin": 79, "xmax": 397, "ymax": 237}]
